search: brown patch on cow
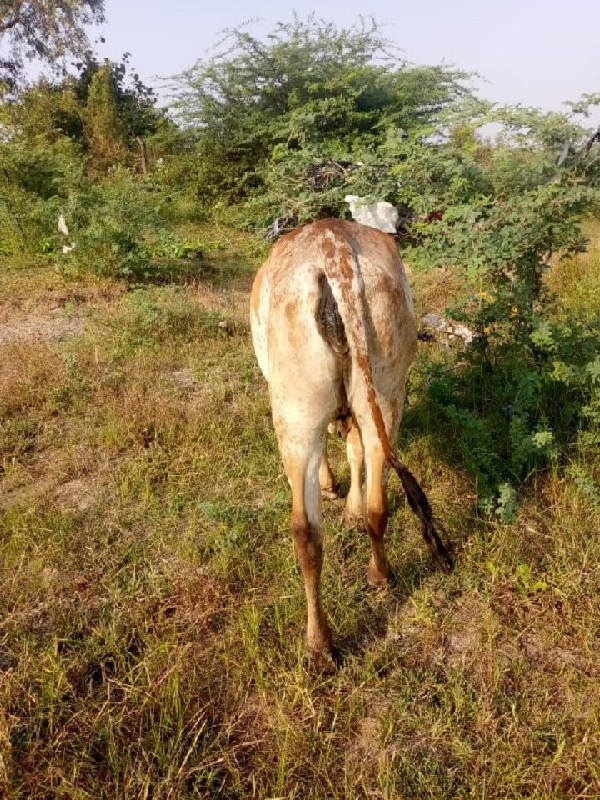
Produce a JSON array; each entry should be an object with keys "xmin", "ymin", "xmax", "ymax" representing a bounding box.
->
[
  {"xmin": 349, "ymin": 221, "xmax": 398, "ymax": 262},
  {"xmin": 354, "ymin": 351, "xmax": 393, "ymax": 460},
  {"xmin": 284, "ymin": 298, "xmax": 298, "ymax": 325},
  {"xmin": 370, "ymin": 272, "xmax": 394, "ymax": 296},
  {"xmin": 320, "ymin": 231, "xmax": 355, "ymax": 285},
  {"xmin": 310, "ymin": 218, "xmax": 347, "ymax": 235},
  {"xmin": 321, "ymin": 237, "xmax": 336, "ymax": 260},
  {"xmin": 269, "ymin": 226, "xmax": 305, "ymax": 263},
  {"xmin": 338, "ymin": 248, "xmax": 355, "ymax": 281},
  {"xmin": 283, "ymin": 297, "xmax": 305, "ymax": 354},
  {"xmin": 357, "ymin": 223, "xmax": 398, "ymax": 255},
  {"xmin": 367, "ymin": 509, "xmax": 389, "ymax": 540},
  {"xmin": 280, "ymin": 226, "xmax": 303, "ymax": 245}
]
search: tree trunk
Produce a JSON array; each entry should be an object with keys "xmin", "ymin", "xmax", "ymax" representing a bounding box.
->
[{"xmin": 137, "ymin": 136, "xmax": 148, "ymax": 174}]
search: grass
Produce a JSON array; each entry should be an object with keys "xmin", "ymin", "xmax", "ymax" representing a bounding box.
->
[{"xmin": 1, "ymin": 224, "xmax": 599, "ymax": 799}]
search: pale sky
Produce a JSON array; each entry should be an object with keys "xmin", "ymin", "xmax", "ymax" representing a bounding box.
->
[{"xmin": 90, "ymin": 0, "xmax": 598, "ymax": 123}]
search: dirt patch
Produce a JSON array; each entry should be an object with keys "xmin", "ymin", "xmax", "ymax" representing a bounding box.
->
[
  {"xmin": 350, "ymin": 706, "xmax": 388, "ymax": 761},
  {"xmin": 163, "ymin": 368, "xmax": 217, "ymax": 411},
  {"xmin": 0, "ymin": 475, "xmax": 100, "ymax": 514},
  {"xmin": 167, "ymin": 368, "xmax": 199, "ymax": 391},
  {"xmin": 52, "ymin": 477, "xmax": 99, "ymax": 513},
  {"xmin": 0, "ymin": 314, "xmax": 85, "ymax": 345}
]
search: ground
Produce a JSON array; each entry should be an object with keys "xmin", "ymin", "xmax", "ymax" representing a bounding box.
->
[{"xmin": 0, "ymin": 225, "xmax": 599, "ymax": 799}]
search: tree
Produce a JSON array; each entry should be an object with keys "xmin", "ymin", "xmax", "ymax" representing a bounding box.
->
[
  {"xmin": 175, "ymin": 15, "xmax": 599, "ymax": 513},
  {"xmin": 173, "ymin": 16, "xmax": 469, "ymax": 211},
  {"xmin": 0, "ymin": 0, "xmax": 104, "ymax": 88},
  {"xmin": 75, "ymin": 52, "xmax": 163, "ymax": 150},
  {"xmin": 1, "ymin": 51, "xmax": 168, "ymax": 175},
  {"xmin": 84, "ymin": 63, "xmax": 126, "ymax": 168}
]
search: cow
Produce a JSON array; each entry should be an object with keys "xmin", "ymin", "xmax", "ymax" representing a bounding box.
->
[{"xmin": 250, "ymin": 218, "xmax": 452, "ymax": 664}]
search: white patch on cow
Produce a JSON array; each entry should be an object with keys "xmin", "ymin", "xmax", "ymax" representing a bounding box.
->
[{"xmin": 251, "ymin": 270, "xmax": 271, "ymax": 381}]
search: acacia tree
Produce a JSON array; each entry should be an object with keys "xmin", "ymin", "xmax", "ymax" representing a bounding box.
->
[
  {"xmin": 0, "ymin": 0, "xmax": 104, "ymax": 87},
  {"xmin": 174, "ymin": 17, "xmax": 470, "ymax": 210}
]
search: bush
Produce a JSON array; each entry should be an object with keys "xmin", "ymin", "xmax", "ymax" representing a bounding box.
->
[
  {"xmin": 59, "ymin": 168, "xmax": 161, "ymax": 278},
  {"xmin": 0, "ymin": 136, "xmax": 85, "ymax": 255},
  {"xmin": 420, "ymin": 312, "xmax": 599, "ymax": 520},
  {"xmin": 173, "ymin": 17, "xmax": 469, "ymax": 216}
]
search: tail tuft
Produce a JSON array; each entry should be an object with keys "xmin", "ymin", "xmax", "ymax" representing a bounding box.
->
[{"xmin": 388, "ymin": 454, "xmax": 454, "ymax": 572}]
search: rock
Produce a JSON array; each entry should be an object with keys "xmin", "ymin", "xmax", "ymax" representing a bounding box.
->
[
  {"xmin": 419, "ymin": 313, "xmax": 476, "ymax": 346},
  {"xmin": 421, "ymin": 312, "xmax": 447, "ymax": 332},
  {"xmin": 344, "ymin": 195, "xmax": 399, "ymax": 234}
]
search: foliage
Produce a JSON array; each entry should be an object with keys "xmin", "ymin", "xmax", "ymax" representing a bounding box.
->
[
  {"xmin": 173, "ymin": 16, "xmax": 469, "ymax": 213},
  {"xmin": 0, "ymin": 0, "xmax": 104, "ymax": 88},
  {"xmin": 394, "ymin": 103, "xmax": 599, "ymax": 516},
  {"xmin": 0, "ymin": 56, "xmax": 183, "ymax": 267},
  {"xmin": 421, "ymin": 311, "xmax": 599, "ymax": 520},
  {"xmin": 1, "ymin": 13, "xmax": 599, "ymax": 517},
  {"xmin": 58, "ymin": 168, "xmax": 163, "ymax": 279},
  {"xmin": 84, "ymin": 63, "xmax": 128, "ymax": 168},
  {"xmin": 175, "ymin": 18, "xmax": 598, "ymax": 515},
  {"xmin": 1, "ymin": 52, "xmax": 169, "ymax": 167},
  {"xmin": 0, "ymin": 121, "xmax": 85, "ymax": 253},
  {"xmin": 74, "ymin": 51, "xmax": 167, "ymax": 170}
]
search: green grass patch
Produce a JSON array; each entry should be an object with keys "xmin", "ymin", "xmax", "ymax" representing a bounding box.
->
[{"xmin": 1, "ymin": 228, "xmax": 599, "ymax": 798}]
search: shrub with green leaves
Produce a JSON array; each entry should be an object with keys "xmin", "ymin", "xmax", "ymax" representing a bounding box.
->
[
  {"xmin": 173, "ymin": 17, "xmax": 469, "ymax": 222},
  {"xmin": 59, "ymin": 168, "xmax": 162, "ymax": 279},
  {"xmin": 397, "ymin": 110, "xmax": 599, "ymax": 517},
  {"xmin": 421, "ymin": 310, "xmax": 599, "ymax": 520},
  {"xmin": 0, "ymin": 133, "xmax": 84, "ymax": 255}
]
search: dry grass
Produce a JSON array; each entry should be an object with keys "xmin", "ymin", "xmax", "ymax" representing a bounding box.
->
[
  {"xmin": 1, "ymin": 226, "xmax": 599, "ymax": 799},
  {"xmin": 545, "ymin": 218, "xmax": 600, "ymax": 320}
]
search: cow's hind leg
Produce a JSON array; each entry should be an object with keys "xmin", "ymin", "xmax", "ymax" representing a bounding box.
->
[
  {"xmin": 365, "ymin": 443, "xmax": 391, "ymax": 586},
  {"xmin": 278, "ymin": 425, "xmax": 333, "ymax": 662},
  {"xmin": 344, "ymin": 421, "xmax": 364, "ymax": 525},
  {"xmin": 354, "ymin": 398, "xmax": 403, "ymax": 588},
  {"xmin": 319, "ymin": 439, "xmax": 338, "ymax": 499}
]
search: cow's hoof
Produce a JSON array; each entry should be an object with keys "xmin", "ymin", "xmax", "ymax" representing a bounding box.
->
[
  {"xmin": 321, "ymin": 487, "xmax": 339, "ymax": 500},
  {"xmin": 343, "ymin": 509, "xmax": 364, "ymax": 529},
  {"xmin": 367, "ymin": 561, "xmax": 392, "ymax": 588},
  {"xmin": 307, "ymin": 645, "xmax": 337, "ymax": 673},
  {"xmin": 306, "ymin": 626, "xmax": 335, "ymax": 671}
]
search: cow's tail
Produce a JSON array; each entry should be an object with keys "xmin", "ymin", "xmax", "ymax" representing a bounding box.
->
[{"xmin": 316, "ymin": 227, "xmax": 453, "ymax": 572}]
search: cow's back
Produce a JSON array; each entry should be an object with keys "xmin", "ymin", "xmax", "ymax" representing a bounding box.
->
[{"xmin": 250, "ymin": 220, "xmax": 416, "ymax": 392}]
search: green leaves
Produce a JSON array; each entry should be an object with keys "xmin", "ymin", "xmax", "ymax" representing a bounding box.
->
[
  {"xmin": 0, "ymin": 0, "xmax": 105, "ymax": 88},
  {"xmin": 172, "ymin": 17, "xmax": 469, "ymax": 216},
  {"xmin": 1, "ymin": 13, "xmax": 598, "ymax": 523}
]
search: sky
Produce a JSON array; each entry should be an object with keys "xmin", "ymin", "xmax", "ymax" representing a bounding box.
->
[{"xmin": 84, "ymin": 0, "xmax": 597, "ymax": 124}]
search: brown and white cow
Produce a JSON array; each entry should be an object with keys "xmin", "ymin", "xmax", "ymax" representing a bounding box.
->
[{"xmin": 250, "ymin": 218, "xmax": 452, "ymax": 663}]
